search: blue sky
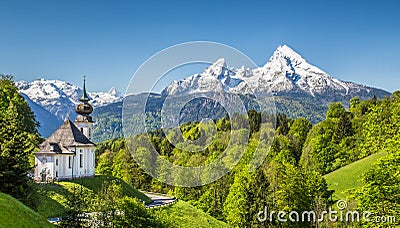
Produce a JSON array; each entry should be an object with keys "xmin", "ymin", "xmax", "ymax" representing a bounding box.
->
[{"xmin": 1, "ymin": 0, "xmax": 399, "ymax": 92}]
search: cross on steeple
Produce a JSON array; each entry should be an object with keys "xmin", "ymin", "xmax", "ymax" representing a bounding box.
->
[{"xmin": 79, "ymin": 75, "xmax": 90, "ymax": 102}]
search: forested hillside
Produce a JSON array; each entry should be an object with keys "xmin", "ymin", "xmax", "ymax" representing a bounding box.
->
[
  {"xmin": 95, "ymin": 91, "xmax": 400, "ymax": 227},
  {"xmin": 91, "ymin": 94, "xmax": 373, "ymax": 142}
]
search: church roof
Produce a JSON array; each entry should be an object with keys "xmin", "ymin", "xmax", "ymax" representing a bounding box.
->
[
  {"xmin": 36, "ymin": 142, "xmax": 75, "ymax": 155},
  {"xmin": 38, "ymin": 119, "xmax": 95, "ymax": 153}
]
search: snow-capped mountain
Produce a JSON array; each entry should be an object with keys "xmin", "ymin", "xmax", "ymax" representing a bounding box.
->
[
  {"xmin": 249, "ymin": 45, "xmax": 367, "ymax": 97},
  {"xmin": 163, "ymin": 58, "xmax": 252, "ymax": 96},
  {"xmin": 163, "ymin": 45, "xmax": 386, "ymax": 100},
  {"xmin": 16, "ymin": 45, "xmax": 390, "ymax": 140},
  {"xmin": 16, "ymin": 79, "xmax": 123, "ymax": 121}
]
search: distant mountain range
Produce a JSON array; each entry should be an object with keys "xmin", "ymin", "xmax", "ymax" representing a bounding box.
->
[
  {"xmin": 163, "ymin": 45, "xmax": 387, "ymax": 101},
  {"xmin": 16, "ymin": 79, "xmax": 123, "ymax": 137},
  {"xmin": 17, "ymin": 45, "xmax": 390, "ymax": 140},
  {"xmin": 16, "ymin": 79, "xmax": 123, "ymax": 120}
]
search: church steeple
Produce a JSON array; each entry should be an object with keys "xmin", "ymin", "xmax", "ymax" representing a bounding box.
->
[
  {"xmin": 76, "ymin": 76, "xmax": 93, "ymax": 116},
  {"xmin": 75, "ymin": 76, "xmax": 94, "ymax": 140},
  {"xmin": 79, "ymin": 75, "xmax": 90, "ymax": 102}
]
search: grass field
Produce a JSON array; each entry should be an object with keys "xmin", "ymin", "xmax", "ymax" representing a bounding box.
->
[
  {"xmin": 153, "ymin": 201, "xmax": 228, "ymax": 228},
  {"xmin": 0, "ymin": 192, "xmax": 54, "ymax": 228},
  {"xmin": 324, "ymin": 152, "xmax": 387, "ymax": 200},
  {"xmin": 35, "ymin": 175, "xmax": 152, "ymax": 218},
  {"xmin": 68, "ymin": 175, "xmax": 151, "ymax": 203}
]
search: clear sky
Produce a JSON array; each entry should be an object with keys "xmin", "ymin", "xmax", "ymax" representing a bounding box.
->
[{"xmin": 1, "ymin": 0, "xmax": 399, "ymax": 92}]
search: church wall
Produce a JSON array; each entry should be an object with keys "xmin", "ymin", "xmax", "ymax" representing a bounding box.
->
[
  {"xmin": 74, "ymin": 147, "xmax": 95, "ymax": 178},
  {"xmin": 74, "ymin": 122, "xmax": 94, "ymax": 141},
  {"xmin": 35, "ymin": 155, "xmax": 55, "ymax": 181},
  {"xmin": 55, "ymin": 155, "xmax": 74, "ymax": 179},
  {"xmin": 34, "ymin": 148, "xmax": 95, "ymax": 181},
  {"xmin": 87, "ymin": 147, "xmax": 95, "ymax": 176}
]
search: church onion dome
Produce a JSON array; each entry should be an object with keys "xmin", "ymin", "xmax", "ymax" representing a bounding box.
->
[
  {"xmin": 75, "ymin": 76, "xmax": 93, "ymax": 116},
  {"xmin": 76, "ymin": 103, "xmax": 93, "ymax": 115}
]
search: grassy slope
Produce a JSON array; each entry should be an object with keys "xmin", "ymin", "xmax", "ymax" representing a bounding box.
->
[
  {"xmin": 0, "ymin": 192, "xmax": 54, "ymax": 228},
  {"xmin": 153, "ymin": 201, "xmax": 228, "ymax": 228},
  {"xmin": 35, "ymin": 175, "xmax": 152, "ymax": 218},
  {"xmin": 324, "ymin": 152, "xmax": 387, "ymax": 200},
  {"xmin": 69, "ymin": 175, "xmax": 151, "ymax": 203},
  {"xmin": 35, "ymin": 177, "xmax": 228, "ymax": 227}
]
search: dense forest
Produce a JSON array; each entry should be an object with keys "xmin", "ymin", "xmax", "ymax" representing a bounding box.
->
[
  {"xmin": 92, "ymin": 94, "xmax": 335, "ymax": 142},
  {"xmin": 95, "ymin": 91, "xmax": 400, "ymax": 227}
]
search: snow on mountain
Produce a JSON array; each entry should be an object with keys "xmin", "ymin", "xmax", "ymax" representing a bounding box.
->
[
  {"xmin": 16, "ymin": 79, "xmax": 123, "ymax": 121},
  {"xmin": 250, "ymin": 45, "xmax": 351, "ymax": 96},
  {"xmin": 89, "ymin": 87, "xmax": 123, "ymax": 106},
  {"xmin": 163, "ymin": 58, "xmax": 252, "ymax": 96},
  {"xmin": 163, "ymin": 45, "xmax": 381, "ymax": 99}
]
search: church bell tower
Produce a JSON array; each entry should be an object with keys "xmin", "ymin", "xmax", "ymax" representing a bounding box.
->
[{"xmin": 75, "ymin": 76, "xmax": 94, "ymax": 140}]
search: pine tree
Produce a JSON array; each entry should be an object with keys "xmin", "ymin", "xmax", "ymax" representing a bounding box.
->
[
  {"xmin": 333, "ymin": 112, "xmax": 354, "ymax": 143},
  {"xmin": 0, "ymin": 74, "xmax": 39, "ymax": 201},
  {"xmin": 60, "ymin": 185, "xmax": 88, "ymax": 227}
]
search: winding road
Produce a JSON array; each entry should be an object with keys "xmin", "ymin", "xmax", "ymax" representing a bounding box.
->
[{"xmin": 143, "ymin": 192, "xmax": 176, "ymax": 208}]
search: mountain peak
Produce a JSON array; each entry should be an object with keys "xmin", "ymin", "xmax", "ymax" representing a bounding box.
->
[
  {"xmin": 261, "ymin": 44, "xmax": 306, "ymax": 72},
  {"xmin": 212, "ymin": 58, "xmax": 227, "ymax": 66},
  {"xmin": 208, "ymin": 58, "xmax": 227, "ymax": 71},
  {"xmin": 272, "ymin": 44, "xmax": 304, "ymax": 62},
  {"xmin": 108, "ymin": 87, "xmax": 118, "ymax": 95},
  {"xmin": 203, "ymin": 58, "xmax": 228, "ymax": 78},
  {"xmin": 161, "ymin": 45, "xmax": 388, "ymax": 100}
]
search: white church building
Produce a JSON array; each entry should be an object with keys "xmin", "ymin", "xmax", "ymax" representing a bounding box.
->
[{"xmin": 34, "ymin": 77, "xmax": 96, "ymax": 181}]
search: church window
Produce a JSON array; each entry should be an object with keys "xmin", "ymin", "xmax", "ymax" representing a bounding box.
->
[
  {"xmin": 56, "ymin": 158, "xmax": 58, "ymax": 166},
  {"xmin": 69, "ymin": 156, "xmax": 72, "ymax": 168},
  {"xmin": 80, "ymin": 154, "xmax": 83, "ymax": 168}
]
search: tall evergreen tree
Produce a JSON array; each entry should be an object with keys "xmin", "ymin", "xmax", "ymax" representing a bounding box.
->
[
  {"xmin": 333, "ymin": 112, "xmax": 354, "ymax": 143},
  {"xmin": 0, "ymin": 74, "xmax": 39, "ymax": 200}
]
